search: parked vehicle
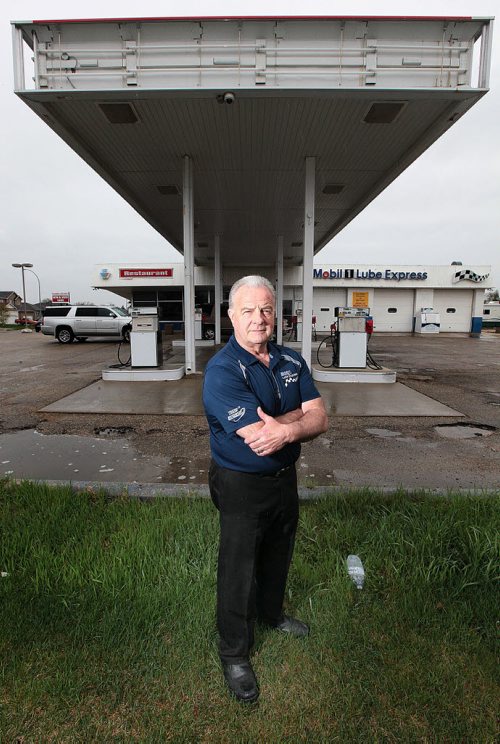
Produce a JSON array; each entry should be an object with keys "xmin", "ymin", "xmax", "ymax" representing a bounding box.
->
[
  {"xmin": 483, "ymin": 302, "xmax": 500, "ymax": 329},
  {"xmin": 41, "ymin": 305, "xmax": 132, "ymax": 344},
  {"xmin": 15, "ymin": 317, "xmax": 38, "ymax": 326},
  {"xmin": 201, "ymin": 302, "xmax": 233, "ymax": 340}
]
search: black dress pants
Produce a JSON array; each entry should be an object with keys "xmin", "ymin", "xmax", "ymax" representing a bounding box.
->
[{"xmin": 209, "ymin": 460, "xmax": 299, "ymax": 663}]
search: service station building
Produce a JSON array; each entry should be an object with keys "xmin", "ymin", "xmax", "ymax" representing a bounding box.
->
[{"xmin": 93, "ymin": 261, "xmax": 490, "ymax": 335}]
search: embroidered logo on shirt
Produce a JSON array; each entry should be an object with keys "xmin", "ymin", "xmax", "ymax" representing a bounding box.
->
[
  {"xmin": 227, "ymin": 406, "xmax": 246, "ymax": 422},
  {"xmin": 280, "ymin": 370, "xmax": 299, "ymax": 387}
]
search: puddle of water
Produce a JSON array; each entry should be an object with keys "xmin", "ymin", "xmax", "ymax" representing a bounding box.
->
[
  {"xmin": 0, "ymin": 429, "xmax": 210, "ymax": 484},
  {"xmin": 162, "ymin": 456, "xmax": 211, "ymax": 483},
  {"xmin": 297, "ymin": 465, "xmax": 336, "ymax": 487},
  {"xmin": 399, "ymin": 373, "xmax": 434, "ymax": 381},
  {"xmin": 317, "ymin": 436, "xmax": 332, "ymax": 449},
  {"xmin": 19, "ymin": 365, "xmax": 46, "ymax": 373},
  {"xmin": 434, "ymin": 424, "xmax": 495, "ymax": 440},
  {"xmin": 365, "ymin": 428, "xmax": 402, "ymax": 438}
]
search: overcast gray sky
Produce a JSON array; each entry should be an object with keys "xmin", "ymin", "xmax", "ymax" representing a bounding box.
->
[{"xmin": 2, "ymin": 0, "xmax": 499, "ymax": 305}]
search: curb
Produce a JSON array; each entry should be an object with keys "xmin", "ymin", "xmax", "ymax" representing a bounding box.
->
[{"xmin": 12, "ymin": 478, "xmax": 500, "ymax": 500}]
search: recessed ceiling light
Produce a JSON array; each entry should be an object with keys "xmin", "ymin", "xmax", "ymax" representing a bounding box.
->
[
  {"xmin": 363, "ymin": 101, "xmax": 406, "ymax": 124},
  {"xmin": 99, "ymin": 102, "xmax": 139, "ymax": 124},
  {"xmin": 322, "ymin": 184, "xmax": 345, "ymax": 195},
  {"xmin": 156, "ymin": 184, "xmax": 180, "ymax": 195}
]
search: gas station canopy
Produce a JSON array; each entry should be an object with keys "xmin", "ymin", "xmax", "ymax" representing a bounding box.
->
[{"xmin": 12, "ymin": 16, "xmax": 493, "ymax": 268}]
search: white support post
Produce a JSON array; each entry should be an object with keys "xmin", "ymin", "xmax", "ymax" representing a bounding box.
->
[
  {"xmin": 183, "ymin": 155, "xmax": 196, "ymax": 373},
  {"xmin": 478, "ymin": 19, "xmax": 493, "ymax": 89},
  {"xmin": 214, "ymin": 235, "xmax": 222, "ymax": 345},
  {"xmin": 12, "ymin": 25, "xmax": 25, "ymax": 91},
  {"xmin": 276, "ymin": 235, "xmax": 284, "ymax": 345},
  {"xmin": 302, "ymin": 157, "xmax": 316, "ymax": 367}
]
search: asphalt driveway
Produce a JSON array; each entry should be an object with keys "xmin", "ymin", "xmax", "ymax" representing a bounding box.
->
[{"xmin": 0, "ymin": 329, "xmax": 499, "ymax": 491}]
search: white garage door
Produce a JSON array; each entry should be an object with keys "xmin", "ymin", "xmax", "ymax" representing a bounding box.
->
[
  {"xmin": 313, "ymin": 288, "xmax": 347, "ymax": 331},
  {"xmin": 373, "ymin": 290, "xmax": 414, "ymax": 332},
  {"xmin": 432, "ymin": 290, "xmax": 472, "ymax": 332}
]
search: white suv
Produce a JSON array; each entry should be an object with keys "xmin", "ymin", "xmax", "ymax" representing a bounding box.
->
[{"xmin": 41, "ymin": 305, "xmax": 132, "ymax": 344}]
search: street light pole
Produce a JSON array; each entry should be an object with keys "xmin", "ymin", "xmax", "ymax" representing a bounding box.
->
[
  {"xmin": 25, "ymin": 268, "xmax": 42, "ymax": 319},
  {"xmin": 12, "ymin": 262, "xmax": 34, "ymax": 332}
]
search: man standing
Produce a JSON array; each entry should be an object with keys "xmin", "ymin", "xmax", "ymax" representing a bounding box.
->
[{"xmin": 203, "ymin": 275, "xmax": 328, "ymax": 703}]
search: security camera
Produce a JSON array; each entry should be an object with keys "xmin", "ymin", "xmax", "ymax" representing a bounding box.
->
[{"xmin": 223, "ymin": 92, "xmax": 235, "ymax": 104}]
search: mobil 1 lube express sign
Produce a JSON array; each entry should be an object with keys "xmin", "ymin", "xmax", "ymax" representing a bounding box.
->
[{"xmin": 313, "ymin": 268, "xmax": 428, "ymax": 281}]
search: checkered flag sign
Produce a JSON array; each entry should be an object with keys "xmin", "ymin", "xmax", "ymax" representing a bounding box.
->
[{"xmin": 453, "ymin": 269, "xmax": 490, "ymax": 283}]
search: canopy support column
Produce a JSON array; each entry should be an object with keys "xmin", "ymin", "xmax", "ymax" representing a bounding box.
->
[
  {"xmin": 12, "ymin": 25, "xmax": 25, "ymax": 90},
  {"xmin": 301, "ymin": 156, "xmax": 316, "ymax": 367},
  {"xmin": 276, "ymin": 235, "xmax": 284, "ymax": 345},
  {"xmin": 214, "ymin": 235, "xmax": 222, "ymax": 345},
  {"xmin": 183, "ymin": 155, "xmax": 196, "ymax": 373}
]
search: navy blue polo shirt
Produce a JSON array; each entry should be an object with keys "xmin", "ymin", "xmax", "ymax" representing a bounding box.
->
[{"xmin": 203, "ymin": 335, "xmax": 321, "ymax": 474}]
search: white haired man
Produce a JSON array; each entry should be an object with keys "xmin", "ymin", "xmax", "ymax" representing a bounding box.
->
[{"xmin": 203, "ymin": 275, "xmax": 328, "ymax": 703}]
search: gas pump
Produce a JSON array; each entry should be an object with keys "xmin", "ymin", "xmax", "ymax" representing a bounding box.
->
[
  {"xmin": 295, "ymin": 306, "xmax": 303, "ymax": 342},
  {"xmin": 334, "ymin": 307, "xmax": 371, "ymax": 368},
  {"xmin": 316, "ymin": 307, "xmax": 379, "ymax": 370},
  {"xmin": 415, "ymin": 308, "xmax": 440, "ymax": 334},
  {"xmin": 130, "ymin": 308, "xmax": 163, "ymax": 367},
  {"xmin": 194, "ymin": 306, "xmax": 203, "ymax": 341}
]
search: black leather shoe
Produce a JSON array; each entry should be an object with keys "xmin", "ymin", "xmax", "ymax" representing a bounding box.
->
[
  {"xmin": 222, "ymin": 661, "xmax": 259, "ymax": 703},
  {"xmin": 275, "ymin": 615, "xmax": 310, "ymax": 637}
]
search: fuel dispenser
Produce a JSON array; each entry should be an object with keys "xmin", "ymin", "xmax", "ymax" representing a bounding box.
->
[
  {"xmin": 334, "ymin": 307, "xmax": 371, "ymax": 368},
  {"xmin": 194, "ymin": 306, "xmax": 203, "ymax": 341},
  {"xmin": 415, "ymin": 308, "xmax": 440, "ymax": 334},
  {"xmin": 130, "ymin": 307, "xmax": 163, "ymax": 367},
  {"xmin": 295, "ymin": 307, "xmax": 303, "ymax": 342}
]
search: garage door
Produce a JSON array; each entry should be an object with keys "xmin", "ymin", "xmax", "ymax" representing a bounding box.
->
[
  {"xmin": 432, "ymin": 290, "xmax": 472, "ymax": 332},
  {"xmin": 373, "ymin": 290, "xmax": 414, "ymax": 331},
  {"xmin": 313, "ymin": 288, "xmax": 347, "ymax": 331}
]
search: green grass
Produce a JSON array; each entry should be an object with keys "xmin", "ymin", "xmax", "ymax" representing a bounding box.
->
[{"xmin": 0, "ymin": 480, "xmax": 498, "ymax": 742}]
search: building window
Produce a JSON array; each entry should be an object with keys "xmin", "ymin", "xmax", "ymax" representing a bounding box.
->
[
  {"xmin": 484, "ymin": 309, "xmax": 490, "ymax": 315},
  {"xmin": 194, "ymin": 290, "xmax": 210, "ymax": 305},
  {"xmin": 158, "ymin": 289, "xmax": 182, "ymax": 301},
  {"xmin": 388, "ymin": 308, "xmax": 397, "ymax": 313},
  {"xmin": 320, "ymin": 307, "xmax": 330, "ymax": 312},
  {"xmin": 446, "ymin": 308, "xmax": 456, "ymax": 314},
  {"xmin": 133, "ymin": 290, "xmax": 157, "ymax": 303},
  {"xmin": 158, "ymin": 302, "xmax": 183, "ymax": 322},
  {"xmin": 132, "ymin": 290, "xmax": 157, "ymax": 309}
]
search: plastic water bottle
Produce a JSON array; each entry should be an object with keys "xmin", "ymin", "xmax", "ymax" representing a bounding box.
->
[{"xmin": 346, "ymin": 555, "xmax": 365, "ymax": 589}]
